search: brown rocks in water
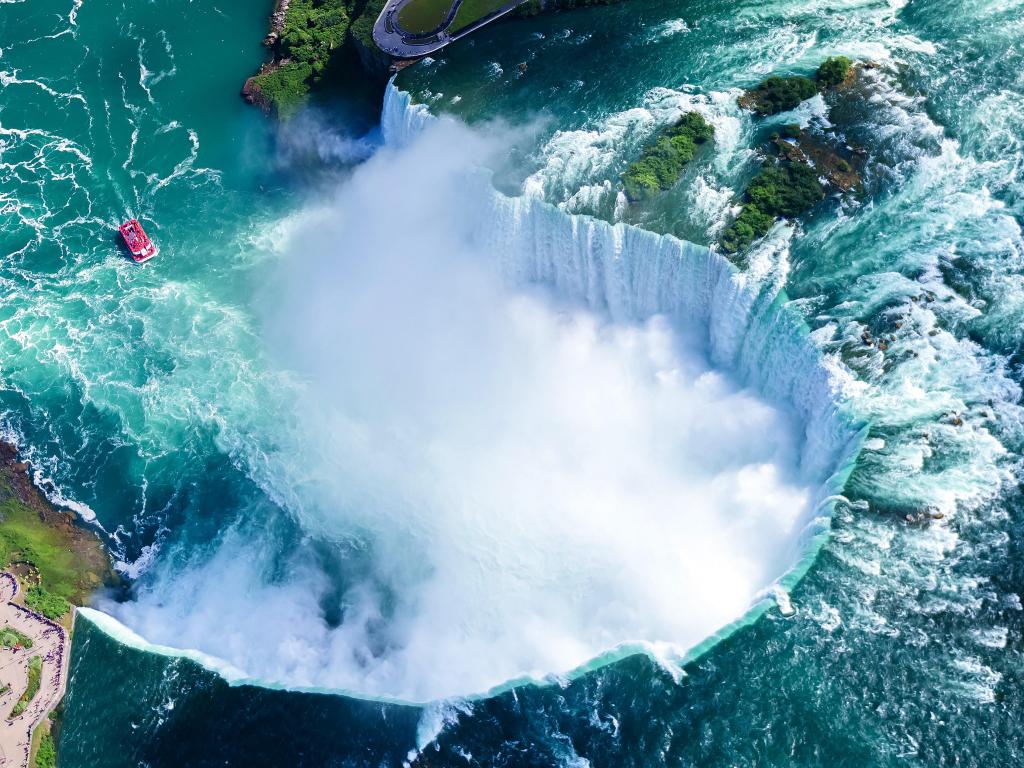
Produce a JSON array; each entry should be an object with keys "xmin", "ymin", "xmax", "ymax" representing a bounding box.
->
[
  {"xmin": 862, "ymin": 331, "xmax": 874, "ymax": 345},
  {"xmin": 877, "ymin": 340, "xmax": 889, "ymax": 352},
  {"xmin": 770, "ymin": 131, "xmax": 863, "ymax": 193}
]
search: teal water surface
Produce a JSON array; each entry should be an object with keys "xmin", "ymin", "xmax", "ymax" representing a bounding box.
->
[{"xmin": 2, "ymin": 0, "xmax": 1024, "ymax": 765}]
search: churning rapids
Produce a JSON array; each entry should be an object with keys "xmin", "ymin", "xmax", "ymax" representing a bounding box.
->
[
  {"xmin": 7, "ymin": 0, "xmax": 1024, "ymax": 763},
  {"xmin": 81, "ymin": 85, "xmax": 862, "ymax": 704}
]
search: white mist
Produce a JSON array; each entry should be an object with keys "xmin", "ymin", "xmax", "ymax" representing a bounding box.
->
[{"xmin": 107, "ymin": 112, "xmax": 838, "ymax": 703}]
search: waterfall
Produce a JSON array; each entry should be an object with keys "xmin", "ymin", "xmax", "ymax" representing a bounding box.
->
[
  {"xmin": 384, "ymin": 80, "xmax": 862, "ymax": 505},
  {"xmin": 77, "ymin": 85, "xmax": 868, "ymax": 707}
]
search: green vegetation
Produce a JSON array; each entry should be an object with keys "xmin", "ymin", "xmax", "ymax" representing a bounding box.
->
[
  {"xmin": 817, "ymin": 55, "xmax": 853, "ymax": 88},
  {"xmin": 25, "ymin": 587, "xmax": 69, "ymax": 621},
  {"xmin": 349, "ymin": 0, "xmax": 387, "ymax": 50},
  {"xmin": 780, "ymin": 123, "xmax": 801, "ymax": 140},
  {"xmin": 0, "ymin": 626, "xmax": 33, "ymax": 649},
  {"xmin": 451, "ymin": 0, "xmax": 512, "ymax": 32},
  {"xmin": 248, "ymin": 0, "xmax": 355, "ymax": 116},
  {"xmin": 741, "ymin": 57, "xmax": 857, "ymax": 117},
  {"xmin": 10, "ymin": 656, "xmax": 42, "ymax": 719},
  {"xmin": 281, "ymin": 0, "xmax": 351, "ymax": 67},
  {"xmin": 248, "ymin": 62, "xmax": 315, "ymax": 118},
  {"xmin": 397, "ymin": 0, "xmax": 454, "ymax": 34},
  {"xmin": 742, "ymin": 75, "xmax": 817, "ymax": 116},
  {"xmin": 721, "ymin": 161, "xmax": 825, "ymax": 253},
  {"xmin": 0, "ymin": 489, "xmax": 99, "ymax": 618},
  {"xmin": 621, "ymin": 112, "xmax": 714, "ymax": 202},
  {"xmin": 35, "ymin": 732, "xmax": 56, "ymax": 768}
]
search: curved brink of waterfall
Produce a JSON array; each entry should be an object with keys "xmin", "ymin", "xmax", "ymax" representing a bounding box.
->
[{"xmin": 77, "ymin": 82, "xmax": 867, "ymax": 707}]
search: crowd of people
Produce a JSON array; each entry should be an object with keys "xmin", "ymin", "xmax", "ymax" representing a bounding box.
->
[{"xmin": 0, "ymin": 571, "xmax": 68, "ymax": 767}]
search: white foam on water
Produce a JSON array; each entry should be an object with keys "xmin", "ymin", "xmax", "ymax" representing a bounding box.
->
[
  {"xmin": 99, "ymin": 87, "xmax": 861, "ymax": 704},
  {"xmin": 522, "ymin": 86, "xmax": 748, "ymax": 224}
]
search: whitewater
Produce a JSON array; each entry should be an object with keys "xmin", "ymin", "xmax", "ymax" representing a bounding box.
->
[
  {"xmin": 85, "ymin": 86, "xmax": 860, "ymax": 703},
  {"xmin": 3, "ymin": 0, "xmax": 1024, "ymax": 765}
]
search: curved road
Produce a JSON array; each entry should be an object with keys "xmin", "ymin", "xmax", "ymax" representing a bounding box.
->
[{"xmin": 373, "ymin": 0, "xmax": 527, "ymax": 58}]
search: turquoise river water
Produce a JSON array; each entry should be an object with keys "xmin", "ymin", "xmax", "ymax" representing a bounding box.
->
[{"xmin": 2, "ymin": 0, "xmax": 1024, "ymax": 765}]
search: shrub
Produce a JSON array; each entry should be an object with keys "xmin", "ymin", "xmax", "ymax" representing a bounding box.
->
[
  {"xmin": 622, "ymin": 112, "xmax": 714, "ymax": 201},
  {"xmin": 746, "ymin": 76, "xmax": 817, "ymax": 116},
  {"xmin": 745, "ymin": 162, "xmax": 825, "ymax": 218},
  {"xmin": 248, "ymin": 0, "xmax": 354, "ymax": 117},
  {"xmin": 249, "ymin": 62, "xmax": 315, "ymax": 117},
  {"xmin": 720, "ymin": 161, "xmax": 825, "ymax": 252},
  {"xmin": 280, "ymin": 0, "xmax": 350, "ymax": 74},
  {"xmin": 720, "ymin": 203, "xmax": 776, "ymax": 253},
  {"xmin": 25, "ymin": 586, "xmax": 70, "ymax": 620},
  {"xmin": 35, "ymin": 731, "xmax": 56, "ymax": 768},
  {"xmin": 817, "ymin": 56, "xmax": 853, "ymax": 88},
  {"xmin": 781, "ymin": 123, "xmax": 802, "ymax": 140}
]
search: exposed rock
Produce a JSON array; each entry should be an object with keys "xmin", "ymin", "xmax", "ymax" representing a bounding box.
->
[{"xmin": 770, "ymin": 132, "xmax": 863, "ymax": 193}]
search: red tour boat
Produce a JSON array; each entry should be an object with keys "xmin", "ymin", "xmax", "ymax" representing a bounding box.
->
[{"xmin": 119, "ymin": 218, "xmax": 158, "ymax": 263}]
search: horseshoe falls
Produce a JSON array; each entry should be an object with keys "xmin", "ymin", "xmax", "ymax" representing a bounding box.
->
[{"xmin": 2, "ymin": 0, "xmax": 1024, "ymax": 766}]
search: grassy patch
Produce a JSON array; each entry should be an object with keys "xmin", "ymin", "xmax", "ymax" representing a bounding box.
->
[
  {"xmin": 451, "ymin": 0, "xmax": 512, "ymax": 32},
  {"xmin": 35, "ymin": 731, "xmax": 56, "ymax": 768},
  {"xmin": 621, "ymin": 112, "xmax": 714, "ymax": 202},
  {"xmin": 0, "ymin": 626, "xmax": 33, "ymax": 649},
  {"xmin": 398, "ymin": 0, "xmax": 456, "ymax": 33},
  {"xmin": 25, "ymin": 587, "xmax": 69, "ymax": 621},
  {"xmin": 0, "ymin": 494, "xmax": 98, "ymax": 608},
  {"xmin": 10, "ymin": 655, "xmax": 41, "ymax": 719},
  {"xmin": 720, "ymin": 161, "xmax": 825, "ymax": 253}
]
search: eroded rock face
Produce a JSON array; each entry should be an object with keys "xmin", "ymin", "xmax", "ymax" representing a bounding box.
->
[{"xmin": 241, "ymin": 71, "xmax": 274, "ymax": 114}]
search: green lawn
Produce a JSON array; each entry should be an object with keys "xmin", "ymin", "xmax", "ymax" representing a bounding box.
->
[
  {"xmin": 0, "ymin": 627, "xmax": 33, "ymax": 649},
  {"xmin": 397, "ymin": 0, "xmax": 458, "ymax": 34},
  {"xmin": 451, "ymin": 0, "xmax": 511, "ymax": 32},
  {"xmin": 9, "ymin": 656, "xmax": 41, "ymax": 719}
]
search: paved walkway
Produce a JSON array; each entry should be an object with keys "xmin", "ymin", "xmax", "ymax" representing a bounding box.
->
[
  {"xmin": 372, "ymin": 0, "xmax": 527, "ymax": 58},
  {"xmin": 0, "ymin": 574, "xmax": 68, "ymax": 768}
]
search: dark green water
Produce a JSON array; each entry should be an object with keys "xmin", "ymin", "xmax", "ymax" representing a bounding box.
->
[{"xmin": 2, "ymin": 0, "xmax": 1024, "ymax": 764}]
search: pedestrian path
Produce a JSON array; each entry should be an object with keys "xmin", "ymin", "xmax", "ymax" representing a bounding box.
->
[{"xmin": 0, "ymin": 574, "xmax": 68, "ymax": 768}]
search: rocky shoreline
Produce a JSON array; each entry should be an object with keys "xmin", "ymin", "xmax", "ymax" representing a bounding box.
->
[
  {"xmin": 0, "ymin": 442, "xmax": 114, "ymax": 767},
  {"xmin": 0, "ymin": 441, "xmax": 114, "ymax": 614}
]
